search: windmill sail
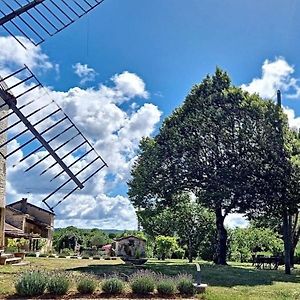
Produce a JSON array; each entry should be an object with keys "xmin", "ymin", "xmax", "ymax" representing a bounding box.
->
[
  {"xmin": 0, "ymin": 0, "xmax": 105, "ymax": 48},
  {"xmin": 0, "ymin": 66, "xmax": 107, "ymax": 211}
]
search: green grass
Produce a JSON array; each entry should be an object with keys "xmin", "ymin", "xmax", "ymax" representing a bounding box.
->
[{"xmin": 0, "ymin": 258, "xmax": 299, "ymax": 299}]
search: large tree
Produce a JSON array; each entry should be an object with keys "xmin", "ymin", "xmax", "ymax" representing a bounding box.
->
[{"xmin": 129, "ymin": 69, "xmax": 297, "ymax": 266}]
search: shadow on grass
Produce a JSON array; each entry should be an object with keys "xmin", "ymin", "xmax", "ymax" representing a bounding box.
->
[{"xmin": 67, "ymin": 260, "xmax": 300, "ymax": 288}]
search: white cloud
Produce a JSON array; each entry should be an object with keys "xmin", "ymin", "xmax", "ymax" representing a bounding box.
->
[
  {"xmin": 0, "ymin": 36, "xmax": 53, "ymax": 71},
  {"xmin": 241, "ymin": 57, "xmax": 300, "ymax": 99},
  {"xmin": 241, "ymin": 57, "xmax": 300, "ymax": 130},
  {"xmin": 0, "ymin": 36, "xmax": 161, "ymax": 229},
  {"xmin": 73, "ymin": 63, "xmax": 97, "ymax": 85},
  {"xmin": 112, "ymin": 71, "xmax": 149, "ymax": 100},
  {"xmin": 283, "ymin": 106, "xmax": 300, "ymax": 131}
]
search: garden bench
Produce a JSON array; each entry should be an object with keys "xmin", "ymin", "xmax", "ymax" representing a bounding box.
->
[
  {"xmin": 0, "ymin": 253, "xmax": 22, "ymax": 265},
  {"xmin": 253, "ymin": 255, "xmax": 279, "ymax": 270}
]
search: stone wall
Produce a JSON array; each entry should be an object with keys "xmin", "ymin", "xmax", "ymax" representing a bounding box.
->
[{"xmin": 0, "ymin": 96, "xmax": 8, "ymax": 249}]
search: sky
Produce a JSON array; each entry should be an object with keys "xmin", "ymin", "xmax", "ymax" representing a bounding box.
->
[{"xmin": 1, "ymin": 0, "xmax": 300, "ymax": 229}]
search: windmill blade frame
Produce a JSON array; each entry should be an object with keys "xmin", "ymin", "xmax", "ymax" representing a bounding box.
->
[
  {"xmin": 0, "ymin": 65, "xmax": 107, "ymax": 211},
  {"xmin": 0, "ymin": 0, "xmax": 105, "ymax": 48}
]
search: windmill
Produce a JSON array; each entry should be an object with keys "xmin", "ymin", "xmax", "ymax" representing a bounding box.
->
[
  {"xmin": 0, "ymin": 0, "xmax": 107, "ymax": 249},
  {"xmin": 0, "ymin": 0, "xmax": 105, "ymax": 47}
]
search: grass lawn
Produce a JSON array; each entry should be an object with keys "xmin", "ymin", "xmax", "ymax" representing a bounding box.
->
[{"xmin": 0, "ymin": 257, "xmax": 299, "ymax": 299}]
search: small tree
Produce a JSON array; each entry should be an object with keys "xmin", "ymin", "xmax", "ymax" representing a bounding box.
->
[
  {"xmin": 155, "ymin": 236, "xmax": 178, "ymax": 260},
  {"xmin": 229, "ymin": 227, "xmax": 283, "ymax": 262},
  {"xmin": 172, "ymin": 193, "xmax": 216, "ymax": 262}
]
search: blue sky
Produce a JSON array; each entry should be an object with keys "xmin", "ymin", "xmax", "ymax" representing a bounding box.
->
[
  {"xmin": 40, "ymin": 0, "xmax": 300, "ymax": 113},
  {"xmin": 1, "ymin": 0, "xmax": 300, "ymax": 229}
]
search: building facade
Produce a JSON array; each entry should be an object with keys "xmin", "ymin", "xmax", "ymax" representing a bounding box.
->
[
  {"xmin": 112, "ymin": 236, "xmax": 146, "ymax": 258},
  {"xmin": 5, "ymin": 198, "xmax": 54, "ymax": 252}
]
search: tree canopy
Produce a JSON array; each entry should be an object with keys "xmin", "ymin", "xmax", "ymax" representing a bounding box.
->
[{"xmin": 128, "ymin": 68, "xmax": 300, "ymax": 266}]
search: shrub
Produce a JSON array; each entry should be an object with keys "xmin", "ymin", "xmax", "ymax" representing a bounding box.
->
[
  {"xmin": 15, "ymin": 270, "xmax": 47, "ymax": 297},
  {"xmin": 157, "ymin": 278, "xmax": 177, "ymax": 296},
  {"xmin": 39, "ymin": 253, "xmax": 47, "ymax": 258},
  {"xmin": 93, "ymin": 256, "xmax": 101, "ymax": 260},
  {"xmin": 101, "ymin": 278, "xmax": 124, "ymax": 295},
  {"xmin": 26, "ymin": 252, "xmax": 37, "ymax": 257},
  {"xmin": 130, "ymin": 270, "xmax": 155, "ymax": 295},
  {"xmin": 82, "ymin": 256, "xmax": 90, "ymax": 259},
  {"xmin": 60, "ymin": 248, "xmax": 74, "ymax": 256},
  {"xmin": 48, "ymin": 254, "xmax": 56, "ymax": 258},
  {"xmin": 176, "ymin": 275, "xmax": 195, "ymax": 296},
  {"xmin": 172, "ymin": 248, "xmax": 185, "ymax": 259},
  {"xmin": 47, "ymin": 274, "xmax": 70, "ymax": 295},
  {"xmin": 77, "ymin": 277, "xmax": 97, "ymax": 294},
  {"xmin": 58, "ymin": 255, "xmax": 66, "ymax": 258}
]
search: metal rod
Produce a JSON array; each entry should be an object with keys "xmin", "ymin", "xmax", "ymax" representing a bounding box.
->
[
  {"xmin": 64, "ymin": 114, "xmax": 107, "ymax": 167},
  {"xmin": 0, "ymin": 99, "xmax": 35, "ymax": 123},
  {"xmin": 0, "ymin": 66, "xmax": 27, "ymax": 82},
  {"xmin": 0, "ymin": 0, "xmax": 45, "ymax": 26},
  {"xmin": 0, "ymin": 108, "xmax": 61, "ymax": 148},
  {"xmin": 8, "ymin": 116, "xmax": 67, "ymax": 160},
  {"xmin": 5, "ymin": 75, "xmax": 34, "ymax": 92},
  {"xmin": 41, "ymin": 140, "xmax": 86, "ymax": 176},
  {"xmin": 50, "ymin": 147, "xmax": 92, "ymax": 181},
  {"xmin": 4, "ymin": 96, "xmax": 83, "ymax": 187},
  {"xmin": 52, "ymin": 163, "xmax": 106, "ymax": 208},
  {"xmin": 25, "ymin": 132, "xmax": 81, "ymax": 172},
  {"xmin": 42, "ymin": 156, "xmax": 100, "ymax": 203},
  {"xmin": 18, "ymin": 122, "xmax": 73, "ymax": 163}
]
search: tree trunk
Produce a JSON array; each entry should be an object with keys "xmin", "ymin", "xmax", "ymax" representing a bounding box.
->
[
  {"xmin": 290, "ymin": 212, "xmax": 300, "ymax": 268},
  {"xmin": 283, "ymin": 209, "xmax": 291, "ymax": 275},
  {"xmin": 290, "ymin": 246, "xmax": 295, "ymax": 268},
  {"xmin": 188, "ymin": 237, "xmax": 193, "ymax": 263},
  {"xmin": 215, "ymin": 208, "xmax": 227, "ymax": 265}
]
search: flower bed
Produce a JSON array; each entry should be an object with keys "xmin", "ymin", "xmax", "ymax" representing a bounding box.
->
[{"xmin": 14, "ymin": 270, "xmax": 200, "ymax": 298}]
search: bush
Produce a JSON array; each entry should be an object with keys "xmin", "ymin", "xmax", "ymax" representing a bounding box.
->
[
  {"xmin": 58, "ymin": 255, "xmax": 66, "ymax": 258},
  {"xmin": 82, "ymin": 256, "xmax": 90, "ymax": 259},
  {"xmin": 157, "ymin": 278, "xmax": 177, "ymax": 296},
  {"xmin": 60, "ymin": 248, "xmax": 74, "ymax": 256},
  {"xmin": 172, "ymin": 248, "xmax": 185, "ymax": 259},
  {"xmin": 130, "ymin": 270, "xmax": 155, "ymax": 295},
  {"xmin": 77, "ymin": 277, "xmax": 97, "ymax": 294},
  {"xmin": 48, "ymin": 254, "xmax": 56, "ymax": 258},
  {"xmin": 47, "ymin": 274, "xmax": 70, "ymax": 295},
  {"xmin": 39, "ymin": 253, "xmax": 47, "ymax": 258},
  {"xmin": 101, "ymin": 278, "xmax": 124, "ymax": 295},
  {"xmin": 15, "ymin": 271, "xmax": 47, "ymax": 297},
  {"xmin": 176, "ymin": 275, "xmax": 195, "ymax": 296},
  {"xmin": 93, "ymin": 256, "xmax": 101, "ymax": 260},
  {"xmin": 26, "ymin": 252, "xmax": 36, "ymax": 257}
]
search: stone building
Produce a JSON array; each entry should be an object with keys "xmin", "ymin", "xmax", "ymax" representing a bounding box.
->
[
  {"xmin": 112, "ymin": 236, "xmax": 146, "ymax": 258},
  {"xmin": 4, "ymin": 198, "xmax": 55, "ymax": 252}
]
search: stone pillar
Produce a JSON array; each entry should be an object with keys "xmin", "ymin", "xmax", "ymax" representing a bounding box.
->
[{"xmin": 0, "ymin": 92, "xmax": 8, "ymax": 250}]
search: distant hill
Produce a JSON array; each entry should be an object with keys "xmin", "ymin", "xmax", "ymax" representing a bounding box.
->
[{"xmin": 54, "ymin": 228, "xmax": 126, "ymax": 234}]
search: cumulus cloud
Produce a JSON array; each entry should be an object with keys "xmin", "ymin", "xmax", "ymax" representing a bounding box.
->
[
  {"xmin": 241, "ymin": 57, "xmax": 300, "ymax": 99},
  {"xmin": 111, "ymin": 71, "xmax": 149, "ymax": 100},
  {"xmin": 73, "ymin": 62, "xmax": 97, "ymax": 85},
  {"xmin": 0, "ymin": 36, "xmax": 161, "ymax": 229},
  {"xmin": 0, "ymin": 36, "xmax": 53, "ymax": 71},
  {"xmin": 241, "ymin": 57, "xmax": 300, "ymax": 130}
]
